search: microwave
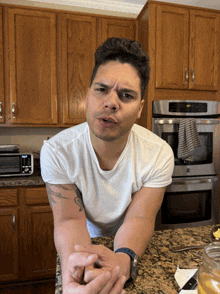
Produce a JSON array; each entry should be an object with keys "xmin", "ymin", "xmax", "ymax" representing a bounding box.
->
[{"xmin": 0, "ymin": 153, "xmax": 34, "ymax": 177}]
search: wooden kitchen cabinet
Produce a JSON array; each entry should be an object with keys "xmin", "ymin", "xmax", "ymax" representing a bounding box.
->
[
  {"xmin": 156, "ymin": 5, "xmax": 220, "ymax": 91},
  {"xmin": 0, "ymin": 6, "xmax": 4, "ymax": 123},
  {"xmin": 98, "ymin": 17, "xmax": 137, "ymax": 46},
  {"xmin": 59, "ymin": 14, "xmax": 137, "ymax": 126},
  {"xmin": 1, "ymin": 3, "xmax": 137, "ymax": 127},
  {"xmin": 59, "ymin": 13, "xmax": 96, "ymax": 125},
  {"xmin": 0, "ymin": 188, "xmax": 19, "ymax": 282},
  {"xmin": 0, "ymin": 186, "xmax": 56, "ymax": 284},
  {"xmin": 6, "ymin": 7, "xmax": 58, "ymax": 125},
  {"xmin": 22, "ymin": 187, "xmax": 56, "ymax": 278},
  {"xmin": 137, "ymin": 2, "xmax": 220, "ymax": 130}
]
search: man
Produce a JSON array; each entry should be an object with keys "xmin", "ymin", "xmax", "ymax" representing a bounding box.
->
[{"xmin": 40, "ymin": 37, "xmax": 174, "ymax": 293}]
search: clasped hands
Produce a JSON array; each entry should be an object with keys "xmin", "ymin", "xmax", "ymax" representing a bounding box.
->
[{"xmin": 63, "ymin": 244, "xmax": 130, "ymax": 294}]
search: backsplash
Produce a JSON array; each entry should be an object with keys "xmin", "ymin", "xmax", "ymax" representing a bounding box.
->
[{"xmin": 0, "ymin": 127, "xmax": 66, "ymax": 158}]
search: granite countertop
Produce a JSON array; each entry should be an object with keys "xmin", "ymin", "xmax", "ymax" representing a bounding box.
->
[
  {"xmin": 55, "ymin": 224, "xmax": 216, "ymax": 294},
  {"xmin": 0, "ymin": 160, "xmax": 45, "ymax": 187}
]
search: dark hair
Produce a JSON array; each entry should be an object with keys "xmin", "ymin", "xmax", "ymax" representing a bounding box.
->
[{"xmin": 90, "ymin": 37, "xmax": 150, "ymax": 99}]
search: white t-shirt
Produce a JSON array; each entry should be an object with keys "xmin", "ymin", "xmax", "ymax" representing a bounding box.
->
[{"xmin": 40, "ymin": 122, "xmax": 174, "ymax": 237}]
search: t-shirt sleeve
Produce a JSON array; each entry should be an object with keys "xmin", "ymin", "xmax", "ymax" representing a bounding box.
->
[
  {"xmin": 40, "ymin": 142, "xmax": 72, "ymax": 184},
  {"xmin": 143, "ymin": 142, "xmax": 174, "ymax": 188}
]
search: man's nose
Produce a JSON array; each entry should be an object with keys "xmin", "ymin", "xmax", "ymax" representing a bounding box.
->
[{"xmin": 103, "ymin": 91, "xmax": 119, "ymax": 111}]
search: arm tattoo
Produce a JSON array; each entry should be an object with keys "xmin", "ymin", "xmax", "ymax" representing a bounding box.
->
[
  {"xmin": 46, "ymin": 184, "xmax": 84, "ymax": 212},
  {"xmin": 46, "ymin": 184, "xmax": 69, "ymax": 205},
  {"xmin": 74, "ymin": 188, "xmax": 84, "ymax": 212}
]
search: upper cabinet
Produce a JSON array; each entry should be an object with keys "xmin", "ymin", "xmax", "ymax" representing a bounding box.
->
[
  {"xmin": 137, "ymin": 2, "xmax": 220, "ymax": 130},
  {"xmin": 156, "ymin": 5, "xmax": 220, "ymax": 91},
  {"xmin": 59, "ymin": 14, "xmax": 96, "ymax": 125},
  {"xmin": 0, "ymin": 6, "xmax": 4, "ymax": 123},
  {"xmin": 1, "ymin": 4, "xmax": 137, "ymax": 127},
  {"xmin": 98, "ymin": 18, "xmax": 137, "ymax": 45},
  {"xmin": 189, "ymin": 10, "xmax": 219, "ymax": 91},
  {"xmin": 59, "ymin": 15, "xmax": 137, "ymax": 126},
  {"xmin": 7, "ymin": 7, "xmax": 58, "ymax": 125}
]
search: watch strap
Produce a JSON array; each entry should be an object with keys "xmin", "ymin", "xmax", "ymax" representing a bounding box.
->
[
  {"xmin": 115, "ymin": 247, "xmax": 137, "ymax": 260},
  {"xmin": 115, "ymin": 247, "xmax": 138, "ymax": 282}
]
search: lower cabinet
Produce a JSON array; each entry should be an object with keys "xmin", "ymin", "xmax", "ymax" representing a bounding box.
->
[
  {"xmin": 0, "ymin": 207, "xmax": 19, "ymax": 282},
  {"xmin": 0, "ymin": 186, "xmax": 56, "ymax": 284}
]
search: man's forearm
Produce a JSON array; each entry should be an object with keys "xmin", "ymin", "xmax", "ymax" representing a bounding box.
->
[
  {"xmin": 54, "ymin": 219, "xmax": 92, "ymax": 272},
  {"xmin": 114, "ymin": 218, "xmax": 155, "ymax": 257}
]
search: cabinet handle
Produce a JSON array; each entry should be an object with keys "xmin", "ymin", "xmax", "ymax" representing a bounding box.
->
[
  {"xmin": 13, "ymin": 214, "xmax": 16, "ymax": 233},
  {"xmin": 0, "ymin": 102, "xmax": 2, "ymax": 118},
  {"xmin": 12, "ymin": 103, "xmax": 16, "ymax": 118},
  {"xmin": 191, "ymin": 68, "xmax": 195, "ymax": 84},
  {"xmin": 185, "ymin": 68, "xmax": 189, "ymax": 84}
]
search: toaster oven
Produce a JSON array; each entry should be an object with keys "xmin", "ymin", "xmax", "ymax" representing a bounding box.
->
[{"xmin": 0, "ymin": 153, "xmax": 34, "ymax": 177}]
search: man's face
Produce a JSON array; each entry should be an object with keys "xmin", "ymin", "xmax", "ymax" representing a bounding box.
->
[{"xmin": 86, "ymin": 61, "xmax": 144, "ymax": 143}]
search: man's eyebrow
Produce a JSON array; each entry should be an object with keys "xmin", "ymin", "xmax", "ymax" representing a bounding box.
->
[
  {"xmin": 94, "ymin": 83, "xmax": 138, "ymax": 96},
  {"xmin": 118, "ymin": 88, "xmax": 138, "ymax": 97},
  {"xmin": 94, "ymin": 82, "xmax": 109, "ymax": 88}
]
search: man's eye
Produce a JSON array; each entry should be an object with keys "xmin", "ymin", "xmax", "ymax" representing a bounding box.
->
[
  {"xmin": 96, "ymin": 88, "xmax": 106, "ymax": 92},
  {"xmin": 121, "ymin": 93, "xmax": 133, "ymax": 100}
]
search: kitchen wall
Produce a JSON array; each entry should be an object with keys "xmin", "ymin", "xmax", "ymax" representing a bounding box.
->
[{"xmin": 0, "ymin": 127, "xmax": 66, "ymax": 157}]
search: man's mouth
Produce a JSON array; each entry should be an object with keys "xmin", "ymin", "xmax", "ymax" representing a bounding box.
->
[
  {"xmin": 103, "ymin": 119, "xmax": 115, "ymax": 123},
  {"xmin": 99, "ymin": 117, "xmax": 118, "ymax": 124}
]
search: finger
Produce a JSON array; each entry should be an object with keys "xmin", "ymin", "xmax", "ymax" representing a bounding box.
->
[
  {"xmin": 109, "ymin": 275, "xmax": 127, "ymax": 294},
  {"xmin": 84, "ymin": 268, "xmax": 103, "ymax": 283},
  {"xmin": 98, "ymin": 266, "xmax": 123, "ymax": 294},
  {"xmin": 84, "ymin": 271, "xmax": 112, "ymax": 293},
  {"xmin": 65, "ymin": 252, "xmax": 98, "ymax": 285},
  {"xmin": 68, "ymin": 252, "xmax": 98, "ymax": 270},
  {"xmin": 84, "ymin": 265, "xmax": 101, "ymax": 283}
]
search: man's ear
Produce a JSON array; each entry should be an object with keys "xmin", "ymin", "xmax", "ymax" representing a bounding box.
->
[
  {"xmin": 137, "ymin": 99, "xmax": 145, "ymax": 120},
  {"xmin": 85, "ymin": 88, "xmax": 90, "ymax": 104}
]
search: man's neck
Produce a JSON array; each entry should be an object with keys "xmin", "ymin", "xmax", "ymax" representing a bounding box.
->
[{"xmin": 90, "ymin": 132, "xmax": 129, "ymax": 171}]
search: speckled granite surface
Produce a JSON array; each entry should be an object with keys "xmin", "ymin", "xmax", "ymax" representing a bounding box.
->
[
  {"xmin": 0, "ymin": 161, "xmax": 45, "ymax": 187},
  {"xmin": 55, "ymin": 225, "xmax": 216, "ymax": 294},
  {"xmin": 0, "ymin": 173, "xmax": 44, "ymax": 187}
]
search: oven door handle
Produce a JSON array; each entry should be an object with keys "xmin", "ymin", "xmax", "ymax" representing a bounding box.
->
[
  {"xmin": 166, "ymin": 176, "xmax": 218, "ymax": 193},
  {"xmin": 153, "ymin": 118, "xmax": 219, "ymax": 125}
]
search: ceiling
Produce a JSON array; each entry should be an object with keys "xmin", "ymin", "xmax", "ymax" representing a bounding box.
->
[
  {"xmin": 27, "ymin": 0, "xmax": 220, "ymax": 15},
  {"xmin": 125, "ymin": 0, "xmax": 220, "ymax": 10}
]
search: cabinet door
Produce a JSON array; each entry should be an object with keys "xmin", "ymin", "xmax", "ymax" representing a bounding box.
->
[
  {"xmin": 59, "ymin": 14, "xmax": 96, "ymax": 125},
  {"xmin": 0, "ymin": 6, "xmax": 4, "ymax": 123},
  {"xmin": 156, "ymin": 5, "xmax": 189, "ymax": 89},
  {"xmin": 99, "ymin": 18, "xmax": 137, "ymax": 45},
  {"xmin": 23, "ymin": 187, "xmax": 56, "ymax": 278},
  {"xmin": 0, "ymin": 208, "xmax": 19, "ymax": 282},
  {"xmin": 8, "ymin": 8, "xmax": 57, "ymax": 125},
  {"xmin": 0, "ymin": 188, "xmax": 19, "ymax": 282},
  {"xmin": 189, "ymin": 10, "xmax": 220, "ymax": 91}
]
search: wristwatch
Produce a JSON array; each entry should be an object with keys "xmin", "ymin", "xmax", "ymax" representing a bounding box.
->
[{"xmin": 115, "ymin": 247, "xmax": 138, "ymax": 281}]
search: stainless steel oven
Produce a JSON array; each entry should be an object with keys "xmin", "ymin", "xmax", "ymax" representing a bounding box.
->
[
  {"xmin": 153, "ymin": 100, "xmax": 219, "ymax": 177},
  {"xmin": 155, "ymin": 175, "xmax": 219, "ymax": 230},
  {"xmin": 152, "ymin": 100, "xmax": 220, "ymax": 230}
]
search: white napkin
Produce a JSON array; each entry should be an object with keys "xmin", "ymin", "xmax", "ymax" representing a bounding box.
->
[{"xmin": 174, "ymin": 266, "xmax": 198, "ymax": 294}]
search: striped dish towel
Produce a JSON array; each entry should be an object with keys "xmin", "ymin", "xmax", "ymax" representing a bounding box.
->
[{"xmin": 177, "ymin": 118, "xmax": 207, "ymax": 161}]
